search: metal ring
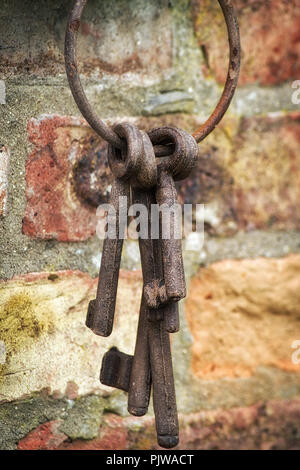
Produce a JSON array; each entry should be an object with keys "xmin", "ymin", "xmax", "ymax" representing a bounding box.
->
[
  {"xmin": 108, "ymin": 123, "xmax": 144, "ymax": 180},
  {"xmin": 65, "ymin": 0, "xmax": 240, "ymax": 152},
  {"xmin": 108, "ymin": 123, "xmax": 157, "ymax": 189},
  {"xmin": 148, "ymin": 127, "xmax": 198, "ymax": 181}
]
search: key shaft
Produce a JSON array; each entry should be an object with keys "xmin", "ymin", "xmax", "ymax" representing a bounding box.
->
[{"xmin": 86, "ymin": 177, "xmax": 129, "ymax": 337}]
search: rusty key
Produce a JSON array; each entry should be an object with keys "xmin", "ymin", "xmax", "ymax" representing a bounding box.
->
[
  {"xmin": 134, "ymin": 187, "xmax": 180, "ymax": 333},
  {"xmin": 86, "ymin": 177, "xmax": 129, "ymax": 337},
  {"xmin": 128, "ymin": 131, "xmax": 179, "ymax": 448},
  {"xmin": 133, "ymin": 182, "xmax": 179, "ymax": 446},
  {"xmin": 144, "ymin": 130, "xmax": 199, "ymax": 430},
  {"xmin": 98, "ymin": 126, "xmax": 157, "ymax": 409},
  {"xmin": 128, "ymin": 130, "xmax": 157, "ymax": 416},
  {"xmin": 126, "ymin": 133, "xmax": 179, "ymax": 333},
  {"xmin": 87, "ymin": 123, "xmax": 151, "ymax": 337},
  {"xmin": 148, "ymin": 127, "xmax": 199, "ymax": 304}
]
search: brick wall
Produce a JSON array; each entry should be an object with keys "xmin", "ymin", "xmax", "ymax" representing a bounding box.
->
[{"xmin": 0, "ymin": 0, "xmax": 300, "ymax": 450}]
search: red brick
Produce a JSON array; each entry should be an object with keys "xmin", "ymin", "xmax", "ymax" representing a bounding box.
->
[
  {"xmin": 23, "ymin": 115, "xmax": 112, "ymax": 242},
  {"xmin": 41, "ymin": 399, "xmax": 300, "ymax": 450},
  {"xmin": 177, "ymin": 112, "xmax": 300, "ymax": 234},
  {"xmin": 192, "ymin": 0, "xmax": 300, "ymax": 86},
  {"xmin": 22, "ymin": 111, "xmax": 300, "ymax": 241},
  {"xmin": 178, "ymin": 399, "xmax": 300, "ymax": 450},
  {"xmin": 21, "ymin": 113, "xmax": 202, "ymax": 242},
  {"xmin": 17, "ymin": 420, "xmax": 68, "ymax": 450},
  {"xmin": 58, "ymin": 415, "xmax": 129, "ymax": 451}
]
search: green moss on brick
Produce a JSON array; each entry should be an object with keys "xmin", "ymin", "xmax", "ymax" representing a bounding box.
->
[{"xmin": 58, "ymin": 395, "xmax": 105, "ymax": 440}]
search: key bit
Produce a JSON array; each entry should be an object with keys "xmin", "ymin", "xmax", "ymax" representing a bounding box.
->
[
  {"xmin": 144, "ymin": 279, "xmax": 167, "ymax": 309},
  {"xmin": 100, "ymin": 347, "xmax": 133, "ymax": 392}
]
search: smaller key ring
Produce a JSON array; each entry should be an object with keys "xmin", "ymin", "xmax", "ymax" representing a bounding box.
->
[
  {"xmin": 148, "ymin": 126, "xmax": 198, "ymax": 181},
  {"xmin": 65, "ymin": 0, "xmax": 240, "ymax": 153},
  {"xmin": 108, "ymin": 123, "xmax": 157, "ymax": 189}
]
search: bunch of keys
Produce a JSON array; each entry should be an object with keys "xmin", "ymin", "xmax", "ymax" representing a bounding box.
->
[
  {"xmin": 65, "ymin": 0, "xmax": 240, "ymax": 451},
  {"xmin": 86, "ymin": 122, "xmax": 198, "ymax": 448}
]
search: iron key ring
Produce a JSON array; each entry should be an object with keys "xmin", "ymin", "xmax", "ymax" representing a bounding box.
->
[{"xmin": 64, "ymin": 0, "xmax": 240, "ymax": 154}]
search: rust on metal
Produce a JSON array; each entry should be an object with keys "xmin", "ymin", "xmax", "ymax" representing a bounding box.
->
[
  {"xmin": 85, "ymin": 123, "xmax": 198, "ymax": 448},
  {"xmin": 86, "ymin": 176, "xmax": 130, "ymax": 337},
  {"xmin": 128, "ymin": 295, "xmax": 152, "ymax": 417},
  {"xmin": 192, "ymin": 0, "xmax": 241, "ymax": 143},
  {"xmin": 65, "ymin": 0, "xmax": 124, "ymax": 150},
  {"xmin": 148, "ymin": 127, "xmax": 199, "ymax": 304},
  {"xmin": 86, "ymin": 123, "xmax": 149, "ymax": 337},
  {"xmin": 148, "ymin": 313, "xmax": 179, "ymax": 449},
  {"xmin": 100, "ymin": 347, "xmax": 133, "ymax": 392}
]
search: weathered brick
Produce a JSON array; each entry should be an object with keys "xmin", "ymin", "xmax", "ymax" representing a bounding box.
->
[
  {"xmin": 0, "ymin": 0, "xmax": 172, "ymax": 79},
  {"xmin": 17, "ymin": 420, "xmax": 67, "ymax": 450},
  {"xmin": 23, "ymin": 112, "xmax": 300, "ymax": 240},
  {"xmin": 58, "ymin": 415, "xmax": 130, "ymax": 451},
  {"xmin": 0, "ymin": 145, "xmax": 9, "ymax": 217},
  {"xmin": 23, "ymin": 115, "xmax": 112, "ymax": 241},
  {"xmin": 178, "ymin": 399, "xmax": 300, "ymax": 450},
  {"xmin": 1, "ymin": 0, "xmax": 299, "ymax": 453},
  {"xmin": 177, "ymin": 112, "xmax": 300, "ymax": 234},
  {"xmin": 185, "ymin": 255, "xmax": 300, "ymax": 379},
  {"xmin": 21, "ymin": 113, "xmax": 201, "ymax": 242},
  {"xmin": 0, "ymin": 270, "xmax": 142, "ymax": 401},
  {"xmin": 192, "ymin": 0, "xmax": 300, "ymax": 86},
  {"xmin": 20, "ymin": 398, "xmax": 299, "ymax": 450}
]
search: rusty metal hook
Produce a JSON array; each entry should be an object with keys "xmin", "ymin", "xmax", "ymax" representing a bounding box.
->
[{"xmin": 64, "ymin": 0, "xmax": 240, "ymax": 154}]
